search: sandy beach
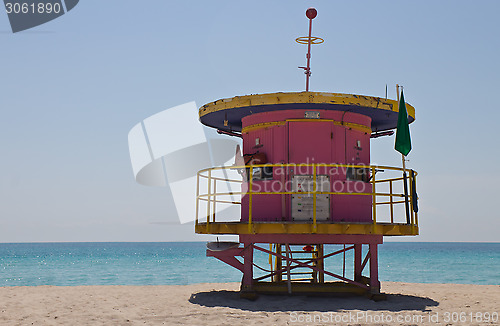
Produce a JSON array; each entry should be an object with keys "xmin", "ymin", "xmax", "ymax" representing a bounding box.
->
[{"xmin": 0, "ymin": 282, "xmax": 498, "ymax": 325}]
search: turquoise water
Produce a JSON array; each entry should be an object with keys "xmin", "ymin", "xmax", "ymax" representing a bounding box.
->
[{"xmin": 0, "ymin": 242, "xmax": 498, "ymax": 287}]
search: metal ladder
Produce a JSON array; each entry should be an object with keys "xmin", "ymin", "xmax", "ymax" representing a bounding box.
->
[{"xmin": 270, "ymin": 244, "xmax": 324, "ymax": 286}]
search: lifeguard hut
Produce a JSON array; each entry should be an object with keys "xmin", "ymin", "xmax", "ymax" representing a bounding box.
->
[{"xmin": 196, "ymin": 8, "xmax": 418, "ymax": 298}]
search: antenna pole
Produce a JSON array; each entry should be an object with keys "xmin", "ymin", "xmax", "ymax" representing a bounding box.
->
[
  {"xmin": 305, "ymin": 15, "xmax": 313, "ymax": 91},
  {"xmin": 296, "ymin": 8, "xmax": 322, "ymax": 92}
]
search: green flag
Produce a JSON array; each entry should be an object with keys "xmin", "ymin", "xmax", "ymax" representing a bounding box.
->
[{"xmin": 395, "ymin": 90, "xmax": 412, "ymax": 156}]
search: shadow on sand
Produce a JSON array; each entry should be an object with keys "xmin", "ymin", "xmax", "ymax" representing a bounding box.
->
[{"xmin": 189, "ymin": 290, "xmax": 439, "ymax": 312}]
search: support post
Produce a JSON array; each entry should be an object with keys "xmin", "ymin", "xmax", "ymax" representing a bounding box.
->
[
  {"xmin": 285, "ymin": 244, "xmax": 292, "ymax": 294},
  {"xmin": 276, "ymin": 244, "xmax": 282, "ymax": 282},
  {"xmin": 354, "ymin": 244, "xmax": 362, "ymax": 282},
  {"xmin": 369, "ymin": 243, "xmax": 380, "ymax": 294},
  {"xmin": 241, "ymin": 243, "xmax": 254, "ymax": 292},
  {"xmin": 317, "ymin": 244, "xmax": 324, "ymax": 283}
]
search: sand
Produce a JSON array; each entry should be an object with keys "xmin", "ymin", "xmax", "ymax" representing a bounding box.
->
[{"xmin": 0, "ymin": 282, "xmax": 498, "ymax": 326}]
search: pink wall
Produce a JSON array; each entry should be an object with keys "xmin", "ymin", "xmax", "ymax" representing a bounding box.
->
[{"xmin": 240, "ymin": 109, "xmax": 372, "ymax": 223}]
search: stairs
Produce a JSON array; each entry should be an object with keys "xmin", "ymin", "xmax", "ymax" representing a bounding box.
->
[{"xmin": 270, "ymin": 244, "xmax": 324, "ymax": 284}]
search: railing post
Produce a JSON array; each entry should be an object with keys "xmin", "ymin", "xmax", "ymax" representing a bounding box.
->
[
  {"xmin": 389, "ymin": 180, "xmax": 394, "ymax": 224},
  {"xmin": 195, "ymin": 172, "xmax": 200, "ymax": 226},
  {"xmin": 403, "ymin": 167, "xmax": 411, "ymax": 225},
  {"xmin": 207, "ymin": 169, "xmax": 211, "ymax": 229},
  {"xmin": 371, "ymin": 166, "xmax": 376, "ymax": 226},
  {"xmin": 410, "ymin": 170, "xmax": 419, "ymax": 229},
  {"xmin": 409, "ymin": 172, "xmax": 414, "ymax": 227},
  {"xmin": 248, "ymin": 166, "xmax": 253, "ymax": 233},
  {"xmin": 212, "ymin": 179, "xmax": 217, "ymax": 223},
  {"xmin": 414, "ymin": 172, "xmax": 419, "ymax": 224},
  {"xmin": 313, "ymin": 164, "xmax": 317, "ymax": 233}
]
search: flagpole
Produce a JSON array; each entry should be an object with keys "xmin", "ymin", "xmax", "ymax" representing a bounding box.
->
[
  {"xmin": 397, "ymin": 84, "xmax": 411, "ymax": 224},
  {"xmin": 396, "ymin": 85, "xmax": 407, "ymax": 171}
]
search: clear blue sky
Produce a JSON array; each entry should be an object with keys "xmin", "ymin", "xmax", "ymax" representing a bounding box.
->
[{"xmin": 1, "ymin": 1, "xmax": 499, "ymax": 242}]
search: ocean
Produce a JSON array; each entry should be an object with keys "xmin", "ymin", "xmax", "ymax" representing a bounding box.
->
[{"xmin": 0, "ymin": 242, "xmax": 498, "ymax": 287}]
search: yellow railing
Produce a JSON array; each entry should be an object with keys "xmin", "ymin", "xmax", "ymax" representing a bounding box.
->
[{"xmin": 196, "ymin": 163, "xmax": 418, "ymax": 233}]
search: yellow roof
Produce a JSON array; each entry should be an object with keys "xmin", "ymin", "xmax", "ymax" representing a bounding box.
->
[{"xmin": 199, "ymin": 91, "xmax": 415, "ymax": 132}]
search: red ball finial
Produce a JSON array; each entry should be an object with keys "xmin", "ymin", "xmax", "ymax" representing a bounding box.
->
[{"xmin": 306, "ymin": 7, "xmax": 317, "ymax": 19}]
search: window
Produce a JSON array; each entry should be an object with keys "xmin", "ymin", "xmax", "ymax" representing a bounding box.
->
[
  {"xmin": 346, "ymin": 167, "xmax": 369, "ymax": 182},
  {"xmin": 251, "ymin": 166, "xmax": 273, "ymax": 181}
]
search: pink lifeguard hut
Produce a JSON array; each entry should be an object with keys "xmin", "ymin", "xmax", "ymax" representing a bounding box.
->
[{"xmin": 196, "ymin": 8, "xmax": 418, "ymax": 298}]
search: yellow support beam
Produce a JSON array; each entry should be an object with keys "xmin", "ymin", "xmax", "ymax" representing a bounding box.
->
[{"xmin": 195, "ymin": 222, "xmax": 418, "ymax": 236}]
